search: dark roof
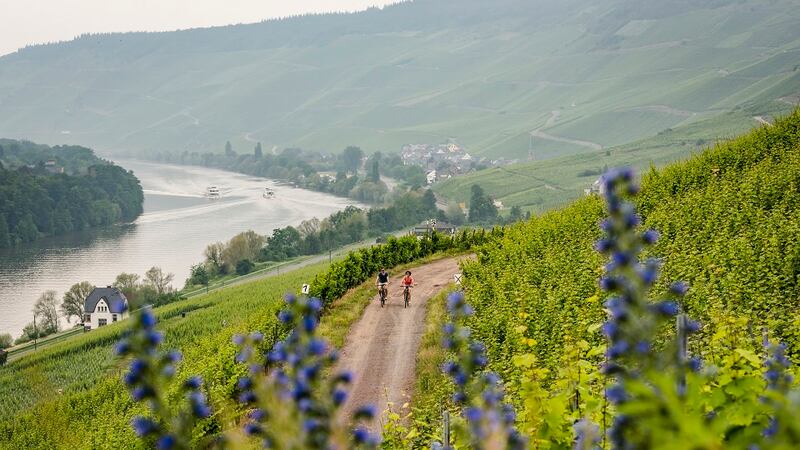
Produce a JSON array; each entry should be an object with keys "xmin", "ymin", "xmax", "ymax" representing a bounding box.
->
[{"xmin": 84, "ymin": 287, "xmax": 128, "ymax": 313}]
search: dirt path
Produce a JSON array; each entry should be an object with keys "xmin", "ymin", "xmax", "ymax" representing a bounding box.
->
[
  {"xmin": 336, "ymin": 256, "xmax": 464, "ymax": 430},
  {"xmin": 529, "ymin": 110, "xmax": 604, "ymax": 151}
]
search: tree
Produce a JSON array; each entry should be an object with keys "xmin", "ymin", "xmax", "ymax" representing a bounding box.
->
[
  {"xmin": 225, "ymin": 141, "xmax": 235, "ymax": 157},
  {"xmin": 189, "ymin": 264, "xmax": 210, "ymax": 290},
  {"xmin": 34, "ymin": 290, "xmax": 60, "ymax": 334},
  {"xmin": 144, "ymin": 266, "xmax": 174, "ymax": 296},
  {"xmin": 297, "ymin": 218, "xmax": 321, "ymax": 237},
  {"xmin": 264, "ymin": 227, "xmax": 302, "ymax": 260},
  {"xmin": 254, "ymin": 142, "xmax": 263, "ymax": 158},
  {"xmin": 508, "ymin": 206, "xmax": 524, "ymax": 223},
  {"xmin": 0, "ymin": 333, "xmax": 12, "ymax": 349},
  {"xmin": 16, "ymin": 213, "xmax": 39, "ymax": 243},
  {"xmin": 422, "ymin": 189, "xmax": 438, "ymax": 215},
  {"xmin": 61, "ymin": 281, "xmax": 94, "ymax": 324},
  {"xmin": 0, "ymin": 214, "xmax": 10, "ymax": 247},
  {"xmin": 468, "ymin": 184, "xmax": 498, "ymax": 223},
  {"xmin": 446, "ymin": 203, "xmax": 466, "ymax": 226},
  {"xmin": 204, "ymin": 242, "xmax": 227, "ymax": 273},
  {"xmin": 341, "ymin": 146, "xmax": 364, "ymax": 174},
  {"xmin": 367, "ymin": 152, "xmax": 381, "ymax": 183},
  {"xmin": 222, "ymin": 230, "xmax": 265, "ymax": 268},
  {"xmin": 114, "ymin": 273, "xmax": 140, "ymax": 301}
]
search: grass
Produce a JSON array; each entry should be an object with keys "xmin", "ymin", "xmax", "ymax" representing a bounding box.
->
[
  {"xmin": 319, "ymin": 251, "xmax": 465, "ymax": 350},
  {"xmin": 407, "ymin": 287, "xmax": 457, "ymax": 446}
]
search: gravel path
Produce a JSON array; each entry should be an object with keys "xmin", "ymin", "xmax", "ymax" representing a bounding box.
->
[{"xmin": 336, "ymin": 256, "xmax": 464, "ymax": 431}]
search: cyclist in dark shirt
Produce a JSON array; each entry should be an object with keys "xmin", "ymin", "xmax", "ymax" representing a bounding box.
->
[{"xmin": 376, "ymin": 268, "xmax": 389, "ymax": 303}]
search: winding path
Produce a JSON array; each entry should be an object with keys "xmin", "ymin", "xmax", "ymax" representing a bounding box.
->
[
  {"xmin": 336, "ymin": 256, "xmax": 466, "ymax": 431},
  {"xmin": 530, "ymin": 110, "xmax": 604, "ymax": 151}
]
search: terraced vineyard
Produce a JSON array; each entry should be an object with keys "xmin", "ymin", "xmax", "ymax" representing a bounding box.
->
[{"xmin": 445, "ymin": 108, "xmax": 800, "ymax": 445}]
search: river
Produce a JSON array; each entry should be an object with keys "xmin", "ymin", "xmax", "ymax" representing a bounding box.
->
[{"xmin": 0, "ymin": 160, "xmax": 359, "ymax": 338}]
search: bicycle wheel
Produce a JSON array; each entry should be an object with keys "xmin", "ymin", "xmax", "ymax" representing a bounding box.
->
[
  {"xmin": 380, "ymin": 289, "xmax": 385, "ymax": 307},
  {"xmin": 404, "ymin": 289, "xmax": 409, "ymax": 308}
]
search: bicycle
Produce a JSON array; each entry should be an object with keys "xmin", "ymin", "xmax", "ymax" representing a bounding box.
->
[
  {"xmin": 402, "ymin": 285, "xmax": 413, "ymax": 308},
  {"xmin": 377, "ymin": 283, "xmax": 388, "ymax": 307}
]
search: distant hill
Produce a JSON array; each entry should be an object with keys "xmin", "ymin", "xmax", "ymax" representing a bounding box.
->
[
  {"xmin": 0, "ymin": 0, "xmax": 798, "ymax": 160},
  {"xmin": 435, "ymin": 100, "xmax": 799, "ymax": 214}
]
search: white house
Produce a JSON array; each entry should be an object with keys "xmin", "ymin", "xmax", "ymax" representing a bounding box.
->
[
  {"xmin": 84, "ymin": 286, "xmax": 129, "ymax": 331},
  {"xmin": 426, "ymin": 170, "xmax": 437, "ymax": 185}
]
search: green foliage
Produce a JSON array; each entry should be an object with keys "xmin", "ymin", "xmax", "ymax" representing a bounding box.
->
[
  {"xmin": 60, "ymin": 281, "xmax": 95, "ymax": 324},
  {"xmin": 341, "ymin": 146, "xmax": 364, "ymax": 174},
  {"xmin": 450, "ymin": 109, "xmax": 800, "ymax": 444},
  {"xmin": 0, "ymin": 140, "xmax": 143, "ymax": 248},
  {"xmin": 189, "ymin": 264, "xmax": 210, "ymax": 288},
  {"xmin": 0, "ymin": 334, "xmax": 12, "ymax": 350},
  {"xmin": 309, "ymin": 229, "xmax": 499, "ymax": 304},
  {"xmin": 468, "ymin": 184, "xmax": 498, "ymax": 223},
  {"xmin": 0, "ymin": 263, "xmax": 326, "ymax": 447},
  {"xmin": 235, "ymin": 259, "xmax": 254, "ymax": 275}
]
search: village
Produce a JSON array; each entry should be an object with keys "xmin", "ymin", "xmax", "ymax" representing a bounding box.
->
[{"xmin": 400, "ymin": 142, "xmax": 516, "ymax": 185}]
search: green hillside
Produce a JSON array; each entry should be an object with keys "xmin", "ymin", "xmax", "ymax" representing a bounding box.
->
[
  {"xmin": 435, "ymin": 98, "xmax": 798, "ymax": 213},
  {"xmin": 446, "ymin": 108, "xmax": 800, "ymax": 445},
  {"xmin": 0, "ymin": 0, "xmax": 798, "ymax": 160}
]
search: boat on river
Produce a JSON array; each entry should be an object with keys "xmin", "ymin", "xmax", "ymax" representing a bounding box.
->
[
  {"xmin": 205, "ymin": 186, "xmax": 221, "ymax": 198},
  {"xmin": 263, "ymin": 187, "xmax": 275, "ymax": 199}
]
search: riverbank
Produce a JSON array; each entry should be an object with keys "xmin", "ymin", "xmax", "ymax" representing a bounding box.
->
[{"xmin": 0, "ymin": 160, "xmax": 360, "ymax": 339}]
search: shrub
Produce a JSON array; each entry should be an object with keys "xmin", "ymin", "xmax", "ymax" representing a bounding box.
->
[{"xmin": 236, "ymin": 259, "xmax": 255, "ymax": 275}]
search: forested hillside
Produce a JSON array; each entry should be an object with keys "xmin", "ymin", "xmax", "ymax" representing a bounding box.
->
[
  {"xmin": 0, "ymin": 0, "xmax": 797, "ymax": 160},
  {"xmin": 0, "ymin": 139, "xmax": 143, "ymax": 247},
  {"xmin": 452, "ymin": 108, "xmax": 800, "ymax": 444}
]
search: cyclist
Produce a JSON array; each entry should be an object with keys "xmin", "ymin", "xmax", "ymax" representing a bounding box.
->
[
  {"xmin": 401, "ymin": 270, "xmax": 415, "ymax": 306},
  {"xmin": 376, "ymin": 268, "xmax": 390, "ymax": 302}
]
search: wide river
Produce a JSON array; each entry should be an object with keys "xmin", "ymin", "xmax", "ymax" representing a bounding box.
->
[{"xmin": 0, "ymin": 160, "xmax": 359, "ymax": 338}]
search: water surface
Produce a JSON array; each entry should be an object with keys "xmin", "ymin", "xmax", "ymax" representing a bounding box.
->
[{"xmin": 0, "ymin": 160, "xmax": 358, "ymax": 337}]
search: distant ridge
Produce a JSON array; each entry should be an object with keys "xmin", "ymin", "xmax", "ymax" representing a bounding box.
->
[{"xmin": 0, "ymin": 0, "xmax": 798, "ymax": 161}]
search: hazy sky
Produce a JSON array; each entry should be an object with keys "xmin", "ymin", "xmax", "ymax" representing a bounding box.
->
[{"xmin": 0, "ymin": 0, "xmax": 397, "ymax": 56}]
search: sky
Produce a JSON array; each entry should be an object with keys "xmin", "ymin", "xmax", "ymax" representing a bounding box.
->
[{"xmin": 0, "ymin": 0, "xmax": 398, "ymax": 56}]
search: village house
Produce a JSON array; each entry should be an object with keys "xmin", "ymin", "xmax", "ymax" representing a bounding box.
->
[
  {"xmin": 84, "ymin": 286, "xmax": 129, "ymax": 331},
  {"xmin": 412, "ymin": 220, "xmax": 458, "ymax": 237}
]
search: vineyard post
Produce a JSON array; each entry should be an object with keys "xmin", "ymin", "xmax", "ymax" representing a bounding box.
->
[
  {"xmin": 442, "ymin": 409, "xmax": 451, "ymax": 449},
  {"xmin": 33, "ymin": 314, "xmax": 38, "ymax": 351}
]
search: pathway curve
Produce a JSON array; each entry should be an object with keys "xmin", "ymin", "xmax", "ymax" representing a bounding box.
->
[{"xmin": 336, "ymin": 256, "xmax": 466, "ymax": 431}]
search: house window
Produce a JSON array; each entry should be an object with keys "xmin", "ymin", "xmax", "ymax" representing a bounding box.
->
[
  {"xmin": 112, "ymin": 314, "xmax": 118, "ymax": 322},
  {"xmin": 98, "ymin": 319, "xmax": 108, "ymax": 327},
  {"xmin": 84, "ymin": 314, "xmax": 91, "ymax": 323}
]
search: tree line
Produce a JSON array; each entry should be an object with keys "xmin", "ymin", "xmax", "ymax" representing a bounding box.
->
[
  {"xmin": 0, "ymin": 139, "xmax": 144, "ymax": 248},
  {"xmin": 143, "ymin": 143, "xmax": 429, "ymax": 205}
]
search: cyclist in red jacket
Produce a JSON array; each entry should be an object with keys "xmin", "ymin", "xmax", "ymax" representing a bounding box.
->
[{"xmin": 401, "ymin": 271, "xmax": 415, "ymax": 307}]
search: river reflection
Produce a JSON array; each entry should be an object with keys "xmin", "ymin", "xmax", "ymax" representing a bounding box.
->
[{"xmin": 0, "ymin": 160, "xmax": 359, "ymax": 337}]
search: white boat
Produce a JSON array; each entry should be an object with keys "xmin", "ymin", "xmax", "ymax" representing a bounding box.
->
[
  {"xmin": 205, "ymin": 186, "xmax": 221, "ymax": 198},
  {"xmin": 263, "ymin": 187, "xmax": 275, "ymax": 199}
]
